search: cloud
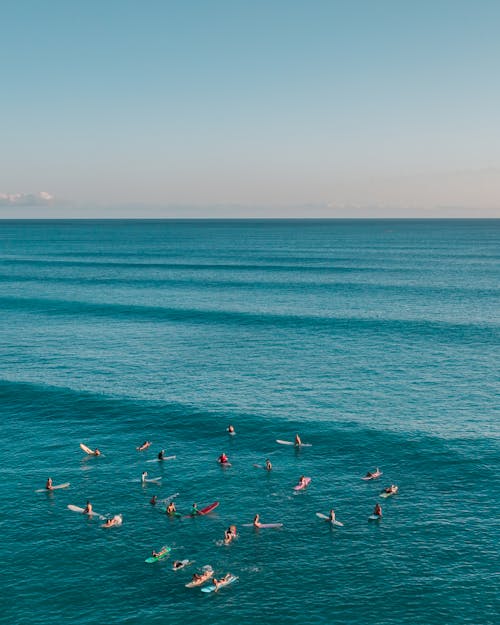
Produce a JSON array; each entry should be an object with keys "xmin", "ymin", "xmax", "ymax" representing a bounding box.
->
[{"xmin": 0, "ymin": 191, "xmax": 54, "ymax": 207}]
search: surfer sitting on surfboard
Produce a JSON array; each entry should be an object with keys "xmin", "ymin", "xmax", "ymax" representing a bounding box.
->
[
  {"xmin": 83, "ymin": 501, "xmax": 92, "ymax": 515},
  {"xmin": 253, "ymin": 513, "xmax": 261, "ymax": 527},
  {"xmin": 294, "ymin": 434, "xmax": 302, "ymax": 447},
  {"xmin": 150, "ymin": 495, "xmax": 157, "ymax": 505},
  {"xmin": 329, "ymin": 509, "xmax": 336, "ymax": 522},
  {"xmin": 373, "ymin": 503, "xmax": 382, "ymax": 518},
  {"xmin": 227, "ymin": 425, "xmax": 235, "ymax": 434},
  {"xmin": 166, "ymin": 501, "xmax": 177, "ymax": 515},
  {"xmin": 46, "ymin": 478, "xmax": 53, "ymax": 491},
  {"xmin": 218, "ymin": 452, "xmax": 229, "ymax": 464},
  {"xmin": 297, "ymin": 475, "xmax": 308, "ymax": 488},
  {"xmin": 158, "ymin": 449, "xmax": 166, "ymax": 460},
  {"xmin": 265, "ymin": 459, "xmax": 272, "ymax": 470}
]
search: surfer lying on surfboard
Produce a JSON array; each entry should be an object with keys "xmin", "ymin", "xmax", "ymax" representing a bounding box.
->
[
  {"xmin": 213, "ymin": 573, "xmax": 233, "ymax": 592},
  {"xmin": 136, "ymin": 441, "xmax": 151, "ymax": 451}
]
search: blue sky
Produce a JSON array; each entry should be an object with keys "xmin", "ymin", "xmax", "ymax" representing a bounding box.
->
[{"xmin": 1, "ymin": 0, "xmax": 499, "ymax": 217}]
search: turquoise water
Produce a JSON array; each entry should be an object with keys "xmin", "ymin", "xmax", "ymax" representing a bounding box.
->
[{"xmin": 1, "ymin": 219, "xmax": 498, "ymax": 624}]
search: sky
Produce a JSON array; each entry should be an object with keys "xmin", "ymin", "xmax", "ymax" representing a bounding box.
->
[{"xmin": 1, "ymin": 0, "xmax": 499, "ymax": 218}]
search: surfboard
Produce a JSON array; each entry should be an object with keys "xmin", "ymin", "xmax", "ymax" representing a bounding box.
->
[
  {"xmin": 380, "ymin": 489, "xmax": 398, "ymax": 498},
  {"xmin": 67, "ymin": 504, "xmax": 106, "ymax": 520},
  {"xmin": 184, "ymin": 501, "xmax": 219, "ymax": 517},
  {"xmin": 242, "ymin": 523, "xmax": 283, "ymax": 528},
  {"xmin": 276, "ymin": 439, "xmax": 312, "ymax": 447},
  {"xmin": 217, "ymin": 460, "xmax": 232, "ymax": 467},
  {"xmin": 201, "ymin": 575, "xmax": 238, "ymax": 593},
  {"xmin": 101, "ymin": 514, "xmax": 122, "ymax": 528},
  {"xmin": 294, "ymin": 477, "xmax": 311, "ymax": 491},
  {"xmin": 362, "ymin": 471, "xmax": 382, "ymax": 480},
  {"xmin": 185, "ymin": 567, "xmax": 213, "ymax": 587},
  {"xmin": 146, "ymin": 455, "xmax": 176, "ymax": 463},
  {"xmin": 145, "ymin": 546, "xmax": 171, "ymax": 563},
  {"xmin": 140, "ymin": 476, "xmax": 162, "ymax": 483},
  {"xmin": 315, "ymin": 512, "xmax": 344, "ymax": 526},
  {"xmin": 368, "ymin": 514, "xmax": 382, "ymax": 521},
  {"xmin": 35, "ymin": 482, "xmax": 70, "ymax": 492},
  {"xmin": 80, "ymin": 443, "xmax": 96, "ymax": 455}
]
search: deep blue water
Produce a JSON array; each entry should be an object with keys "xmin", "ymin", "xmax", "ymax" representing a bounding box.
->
[{"xmin": 0, "ymin": 219, "xmax": 498, "ymax": 624}]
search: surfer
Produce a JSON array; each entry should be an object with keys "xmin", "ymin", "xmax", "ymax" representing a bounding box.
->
[
  {"xmin": 265, "ymin": 458, "xmax": 272, "ymax": 471},
  {"xmin": 172, "ymin": 560, "xmax": 184, "ymax": 569},
  {"xmin": 328, "ymin": 509, "xmax": 336, "ymax": 522},
  {"xmin": 253, "ymin": 513, "xmax": 261, "ymax": 528},
  {"xmin": 152, "ymin": 546, "xmax": 167, "ymax": 558},
  {"xmin": 191, "ymin": 571, "xmax": 206, "ymax": 583},
  {"xmin": 137, "ymin": 441, "xmax": 151, "ymax": 451},
  {"xmin": 297, "ymin": 475, "xmax": 308, "ymax": 488},
  {"xmin": 294, "ymin": 434, "xmax": 302, "ymax": 447},
  {"xmin": 365, "ymin": 467, "xmax": 380, "ymax": 478},
  {"xmin": 384, "ymin": 484, "xmax": 398, "ymax": 494},
  {"xmin": 227, "ymin": 425, "xmax": 235, "ymax": 434},
  {"xmin": 103, "ymin": 516, "xmax": 120, "ymax": 528},
  {"xmin": 373, "ymin": 503, "xmax": 382, "ymax": 518},
  {"xmin": 83, "ymin": 501, "xmax": 93, "ymax": 515},
  {"xmin": 218, "ymin": 452, "xmax": 229, "ymax": 464},
  {"xmin": 93, "ymin": 449, "xmax": 101, "ymax": 456},
  {"xmin": 166, "ymin": 501, "xmax": 177, "ymax": 515},
  {"xmin": 191, "ymin": 503, "xmax": 200, "ymax": 516},
  {"xmin": 45, "ymin": 477, "xmax": 53, "ymax": 491},
  {"xmin": 150, "ymin": 495, "xmax": 157, "ymax": 505},
  {"xmin": 224, "ymin": 525, "xmax": 237, "ymax": 544},
  {"xmin": 213, "ymin": 573, "xmax": 232, "ymax": 591},
  {"xmin": 158, "ymin": 449, "xmax": 166, "ymax": 460},
  {"xmin": 141, "ymin": 471, "xmax": 148, "ymax": 484}
]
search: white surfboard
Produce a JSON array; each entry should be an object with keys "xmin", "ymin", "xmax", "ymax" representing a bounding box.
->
[
  {"xmin": 276, "ymin": 439, "xmax": 312, "ymax": 447},
  {"xmin": 35, "ymin": 482, "xmax": 70, "ymax": 492},
  {"xmin": 67, "ymin": 504, "xmax": 106, "ymax": 520},
  {"xmin": 368, "ymin": 514, "xmax": 382, "ymax": 521},
  {"xmin": 316, "ymin": 512, "xmax": 344, "ymax": 526},
  {"xmin": 146, "ymin": 455, "xmax": 176, "ymax": 463}
]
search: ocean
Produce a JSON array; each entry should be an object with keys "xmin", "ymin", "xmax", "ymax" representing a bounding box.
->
[{"xmin": 0, "ymin": 219, "xmax": 498, "ymax": 624}]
